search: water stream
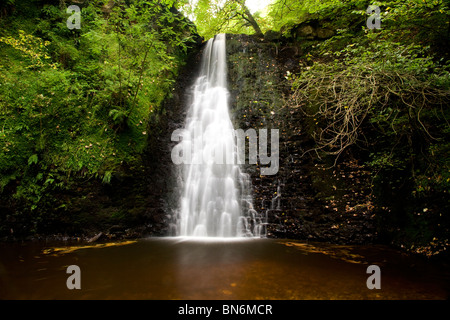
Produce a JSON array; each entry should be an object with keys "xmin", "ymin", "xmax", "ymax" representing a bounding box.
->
[
  {"xmin": 1, "ymin": 35, "xmax": 448, "ymax": 301},
  {"xmin": 175, "ymin": 34, "xmax": 261, "ymax": 237}
]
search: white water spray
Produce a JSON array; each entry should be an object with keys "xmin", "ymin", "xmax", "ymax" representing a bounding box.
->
[{"xmin": 176, "ymin": 34, "xmax": 264, "ymax": 238}]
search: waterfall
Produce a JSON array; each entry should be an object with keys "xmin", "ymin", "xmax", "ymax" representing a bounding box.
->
[{"xmin": 175, "ymin": 34, "xmax": 262, "ymax": 238}]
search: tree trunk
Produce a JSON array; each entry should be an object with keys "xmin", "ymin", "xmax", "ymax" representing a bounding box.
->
[{"xmin": 237, "ymin": 0, "xmax": 263, "ymax": 37}]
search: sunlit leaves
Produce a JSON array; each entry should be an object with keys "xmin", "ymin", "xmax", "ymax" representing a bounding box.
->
[
  {"xmin": 0, "ymin": 30, "xmax": 57, "ymax": 69},
  {"xmin": 180, "ymin": 0, "xmax": 263, "ymax": 39}
]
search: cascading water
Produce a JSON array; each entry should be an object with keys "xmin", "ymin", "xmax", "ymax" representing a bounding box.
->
[{"xmin": 175, "ymin": 34, "xmax": 263, "ymax": 238}]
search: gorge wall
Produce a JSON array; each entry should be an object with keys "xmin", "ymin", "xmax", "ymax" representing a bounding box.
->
[
  {"xmin": 0, "ymin": 33, "xmax": 378, "ymax": 245},
  {"xmin": 225, "ymin": 34, "xmax": 376, "ymax": 244}
]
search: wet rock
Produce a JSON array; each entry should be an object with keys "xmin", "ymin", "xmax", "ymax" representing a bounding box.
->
[
  {"xmin": 264, "ymin": 30, "xmax": 282, "ymax": 42},
  {"xmin": 297, "ymin": 25, "xmax": 316, "ymax": 38},
  {"xmin": 225, "ymin": 33, "xmax": 378, "ymax": 244},
  {"xmin": 316, "ymin": 28, "xmax": 334, "ymax": 39}
]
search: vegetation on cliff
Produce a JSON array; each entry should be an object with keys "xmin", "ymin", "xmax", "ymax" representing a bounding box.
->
[
  {"xmin": 189, "ymin": 0, "xmax": 449, "ymax": 256},
  {"xmin": 0, "ymin": 0, "xmax": 448, "ymax": 257},
  {"xmin": 0, "ymin": 0, "xmax": 199, "ymax": 236},
  {"xmin": 272, "ymin": 0, "xmax": 450, "ymax": 256}
]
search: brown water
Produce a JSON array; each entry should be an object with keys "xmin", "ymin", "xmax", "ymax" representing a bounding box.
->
[{"xmin": 0, "ymin": 238, "xmax": 448, "ymax": 299}]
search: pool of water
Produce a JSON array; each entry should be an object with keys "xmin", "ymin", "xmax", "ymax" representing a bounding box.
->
[{"xmin": 0, "ymin": 238, "xmax": 448, "ymax": 299}]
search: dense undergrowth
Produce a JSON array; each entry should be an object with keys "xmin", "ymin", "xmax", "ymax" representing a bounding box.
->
[
  {"xmin": 282, "ymin": 0, "xmax": 450, "ymax": 256},
  {"xmin": 0, "ymin": 0, "xmax": 198, "ymax": 236}
]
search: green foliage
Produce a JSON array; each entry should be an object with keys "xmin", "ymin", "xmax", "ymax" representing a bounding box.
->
[
  {"xmin": 179, "ymin": 0, "xmax": 263, "ymax": 39},
  {"xmin": 293, "ymin": 31, "xmax": 449, "ymax": 185},
  {"xmin": 0, "ymin": 0, "xmax": 198, "ymax": 226},
  {"xmin": 267, "ymin": 0, "xmax": 369, "ymax": 34},
  {"xmin": 285, "ymin": 0, "xmax": 450, "ymax": 250},
  {"xmin": 0, "ymin": 30, "xmax": 57, "ymax": 69}
]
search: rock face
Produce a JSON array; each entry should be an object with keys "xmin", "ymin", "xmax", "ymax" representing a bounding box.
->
[
  {"xmin": 295, "ymin": 25, "xmax": 334, "ymax": 39},
  {"xmin": 290, "ymin": 19, "xmax": 335, "ymax": 40},
  {"xmin": 264, "ymin": 30, "xmax": 282, "ymax": 42},
  {"xmin": 297, "ymin": 25, "xmax": 315, "ymax": 38},
  {"xmin": 0, "ymin": 33, "xmax": 375, "ymax": 244},
  {"xmin": 225, "ymin": 34, "xmax": 376, "ymax": 244}
]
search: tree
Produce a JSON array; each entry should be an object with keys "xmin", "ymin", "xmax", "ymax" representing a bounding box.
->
[
  {"xmin": 234, "ymin": 0, "xmax": 263, "ymax": 37},
  {"xmin": 180, "ymin": 0, "xmax": 263, "ymax": 39}
]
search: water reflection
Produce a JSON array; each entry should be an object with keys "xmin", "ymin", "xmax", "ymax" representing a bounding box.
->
[{"xmin": 0, "ymin": 238, "xmax": 448, "ymax": 299}]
